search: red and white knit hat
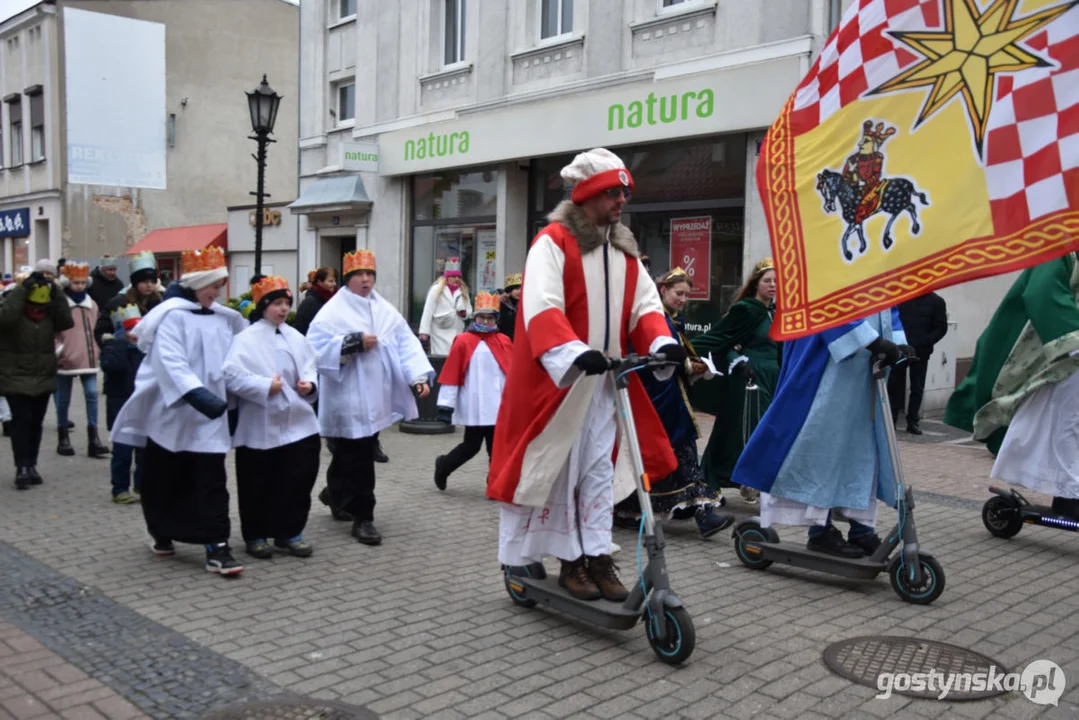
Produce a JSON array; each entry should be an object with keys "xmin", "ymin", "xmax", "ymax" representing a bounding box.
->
[{"xmin": 561, "ymin": 148, "xmax": 634, "ymax": 204}]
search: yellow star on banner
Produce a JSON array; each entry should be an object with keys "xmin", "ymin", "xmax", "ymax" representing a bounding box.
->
[{"xmin": 870, "ymin": 0, "xmax": 1078, "ymax": 154}]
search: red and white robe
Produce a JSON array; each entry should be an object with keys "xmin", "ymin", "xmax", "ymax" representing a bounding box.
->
[
  {"xmin": 436, "ymin": 331, "xmax": 512, "ymax": 426},
  {"xmin": 488, "ymin": 201, "xmax": 677, "ymax": 565}
]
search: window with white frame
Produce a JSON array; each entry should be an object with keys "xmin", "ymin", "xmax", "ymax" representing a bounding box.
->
[
  {"xmin": 336, "ymin": 82, "xmax": 355, "ymax": 124},
  {"xmin": 339, "ymin": 0, "xmax": 356, "ymax": 20},
  {"xmin": 29, "ymin": 92, "xmax": 44, "ymax": 161},
  {"xmin": 540, "ymin": 0, "xmax": 573, "ymax": 39},
  {"xmin": 444, "ymin": 0, "xmax": 466, "ymax": 65},
  {"xmin": 8, "ymin": 97, "xmax": 22, "ymax": 166},
  {"xmin": 662, "ymin": 0, "xmax": 687, "ymax": 6}
]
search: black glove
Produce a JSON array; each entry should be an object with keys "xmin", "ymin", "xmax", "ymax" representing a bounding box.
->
[
  {"xmin": 436, "ymin": 406, "xmax": 453, "ymax": 424},
  {"xmin": 341, "ymin": 332, "xmax": 365, "ymax": 356},
  {"xmin": 735, "ymin": 362, "xmax": 755, "ymax": 383},
  {"xmin": 657, "ymin": 343, "xmax": 687, "ymax": 365},
  {"xmin": 182, "ymin": 387, "xmax": 228, "ymax": 420},
  {"xmin": 573, "ymin": 349, "xmax": 610, "ymax": 376},
  {"xmin": 22, "ymin": 272, "xmax": 46, "ymax": 290},
  {"xmin": 867, "ymin": 337, "xmax": 902, "ymax": 367},
  {"xmin": 898, "ymin": 344, "xmax": 918, "ymax": 361}
]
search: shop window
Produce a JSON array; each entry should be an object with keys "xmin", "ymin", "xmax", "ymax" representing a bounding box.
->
[
  {"xmin": 7, "ymin": 97, "xmax": 22, "ymax": 166},
  {"xmin": 336, "ymin": 82, "xmax": 355, "ymax": 124},
  {"xmin": 29, "ymin": 92, "xmax": 43, "ymax": 161},
  {"xmin": 540, "ymin": 0, "xmax": 573, "ymax": 40},
  {"xmin": 410, "ymin": 168, "xmax": 498, "ymax": 324},
  {"xmin": 339, "ymin": 0, "xmax": 356, "ymax": 20},
  {"xmin": 444, "ymin": 0, "xmax": 466, "ymax": 65}
]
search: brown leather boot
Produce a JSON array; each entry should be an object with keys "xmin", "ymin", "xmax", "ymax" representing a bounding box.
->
[
  {"xmin": 558, "ymin": 557, "xmax": 601, "ymax": 601},
  {"xmin": 587, "ymin": 554, "xmax": 629, "ymax": 602}
]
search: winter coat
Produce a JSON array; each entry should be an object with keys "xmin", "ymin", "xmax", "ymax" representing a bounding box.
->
[
  {"xmin": 293, "ymin": 287, "xmax": 330, "ymax": 335},
  {"xmin": 0, "ymin": 283, "xmax": 75, "ymax": 396},
  {"xmin": 86, "ymin": 267, "xmax": 125, "ymax": 311},
  {"xmin": 100, "ymin": 336, "xmax": 145, "ymax": 429},
  {"xmin": 56, "ymin": 294, "xmax": 99, "ymax": 374},
  {"xmin": 94, "ymin": 289, "xmax": 163, "ymax": 348},
  {"xmin": 498, "ymin": 297, "xmax": 517, "ymax": 340},
  {"xmin": 896, "ymin": 292, "xmax": 948, "ymax": 358}
]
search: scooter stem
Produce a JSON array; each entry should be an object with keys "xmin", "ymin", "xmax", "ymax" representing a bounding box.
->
[{"xmin": 613, "ymin": 382, "xmax": 657, "ymax": 539}]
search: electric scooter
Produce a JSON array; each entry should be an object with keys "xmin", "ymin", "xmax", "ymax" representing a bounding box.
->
[
  {"xmin": 502, "ymin": 353, "xmax": 696, "ymax": 665},
  {"xmin": 731, "ymin": 359, "xmax": 946, "ymax": 605},
  {"xmin": 982, "ymin": 487, "xmax": 1079, "ymax": 537}
]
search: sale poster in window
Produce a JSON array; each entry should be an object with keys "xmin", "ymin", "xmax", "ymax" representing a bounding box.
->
[
  {"xmin": 669, "ymin": 216, "xmax": 711, "ymax": 301},
  {"xmin": 476, "ymin": 229, "xmax": 497, "ymax": 290}
]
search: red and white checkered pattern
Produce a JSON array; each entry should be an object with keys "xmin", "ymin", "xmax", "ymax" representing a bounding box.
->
[
  {"xmin": 984, "ymin": 8, "xmax": 1079, "ymax": 235},
  {"xmin": 790, "ymin": 0, "xmax": 938, "ymax": 135}
]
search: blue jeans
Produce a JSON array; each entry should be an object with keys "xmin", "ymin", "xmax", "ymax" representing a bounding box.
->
[
  {"xmin": 807, "ymin": 511, "xmax": 876, "ymax": 539},
  {"xmin": 110, "ymin": 442, "xmax": 143, "ymax": 496},
  {"xmin": 55, "ymin": 375, "xmax": 98, "ymax": 428}
]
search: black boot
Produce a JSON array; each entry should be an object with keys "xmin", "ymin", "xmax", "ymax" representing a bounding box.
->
[
  {"xmin": 56, "ymin": 428, "xmax": 74, "ymax": 456},
  {"xmin": 318, "ymin": 486, "xmax": 353, "ymax": 521},
  {"xmin": 374, "ymin": 440, "xmax": 389, "ymax": 464},
  {"xmin": 906, "ymin": 421, "xmax": 923, "ymax": 435},
  {"xmin": 14, "ymin": 467, "xmax": 31, "ymax": 490},
  {"xmin": 87, "ymin": 426, "xmax": 110, "ymax": 458},
  {"xmin": 352, "ymin": 520, "xmax": 382, "ymax": 546},
  {"xmin": 807, "ymin": 524, "xmax": 865, "ymax": 558},
  {"xmin": 26, "ymin": 466, "xmax": 42, "ymax": 485},
  {"xmin": 434, "ymin": 455, "xmax": 449, "ymax": 490}
]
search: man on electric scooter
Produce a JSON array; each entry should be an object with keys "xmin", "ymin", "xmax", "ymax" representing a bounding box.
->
[
  {"xmin": 487, "ymin": 148, "xmax": 683, "ymax": 602},
  {"xmin": 731, "ymin": 308, "xmax": 914, "ymax": 557}
]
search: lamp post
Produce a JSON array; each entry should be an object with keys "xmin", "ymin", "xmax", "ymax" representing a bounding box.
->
[{"xmin": 246, "ymin": 74, "xmax": 282, "ymax": 277}]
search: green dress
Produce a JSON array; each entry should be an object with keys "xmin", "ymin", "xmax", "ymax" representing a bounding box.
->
[
  {"xmin": 944, "ymin": 252, "xmax": 1079, "ymax": 454},
  {"xmin": 690, "ymin": 298, "xmax": 781, "ymax": 490}
]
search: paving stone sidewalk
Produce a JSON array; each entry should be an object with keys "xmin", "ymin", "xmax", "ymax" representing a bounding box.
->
[{"xmin": 1, "ymin": 394, "xmax": 1077, "ymax": 719}]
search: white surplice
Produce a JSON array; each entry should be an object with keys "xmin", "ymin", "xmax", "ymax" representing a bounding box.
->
[
  {"xmin": 110, "ymin": 298, "xmax": 246, "ymax": 453},
  {"xmin": 223, "ymin": 318, "xmax": 320, "ymax": 450},
  {"xmin": 435, "ymin": 341, "xmax": 506, "ymax": 427},
  {"xmin": 307, "ymin": 287, "xmax": 434, "ymax": 439},
  {"xmin": 418, "ymin": 282, "xmax": 471, "ymax": 356}
]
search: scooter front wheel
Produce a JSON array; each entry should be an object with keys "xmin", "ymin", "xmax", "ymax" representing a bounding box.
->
[
  {"xmin": 982, "ymin": 496, "xmax": 1023, "ymax": 538},
  {"xmin": 503, "ymin": 563, "xmax": 545, "ymax": 608},
  {"xmin": 888, "ymin": 553, "xmax": 945, "ymax": 605},
  {"xmin": 644, "ymin": 606, "xmax": 695, "ymax": 665},
  {"xmin": 733, "ymin": 520, "xmax": 779, "ymax": 570}
]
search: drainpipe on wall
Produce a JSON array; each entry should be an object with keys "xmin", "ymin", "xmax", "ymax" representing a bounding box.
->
[{"xmin": 829, "ymin": 0, "xmax": 842, "ymax": 32}]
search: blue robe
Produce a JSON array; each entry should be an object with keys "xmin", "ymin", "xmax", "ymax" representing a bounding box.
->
[
  {"xmin": 637, "ymin": 313, "xmax": 697, "ymax": 447},
  {"xmin": 731, "ymin": 309, "xmax": 906, "ymax": 516}
]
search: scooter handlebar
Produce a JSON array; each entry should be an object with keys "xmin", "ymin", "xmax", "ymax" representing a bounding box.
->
[{"xmin": 604, "ymin": 352, "xmax": 679, "ymax": 373}]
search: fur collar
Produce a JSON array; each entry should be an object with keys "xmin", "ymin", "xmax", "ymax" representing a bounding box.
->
[{"xmin": 547, "ymin": 200, "xmax": 639, "ymax": 257}]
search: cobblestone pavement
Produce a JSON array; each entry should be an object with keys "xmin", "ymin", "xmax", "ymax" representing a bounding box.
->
[{"xmin": 1, "ymin": 391, "xmax": 1078, "ymax": 719}]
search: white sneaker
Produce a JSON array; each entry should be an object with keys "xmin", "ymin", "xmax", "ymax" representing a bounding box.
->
[{"xmin": 610, "ymin": 543, "xmax": 621, "ymax": 555}]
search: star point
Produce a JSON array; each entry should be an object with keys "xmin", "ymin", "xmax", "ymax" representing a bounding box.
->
[{"xmin": 869, "ymin": 0, "xmax": 1078, "ymax": 155}]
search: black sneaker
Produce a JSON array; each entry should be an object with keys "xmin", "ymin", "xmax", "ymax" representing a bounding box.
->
[
  {"xmin": 273, "ymin": 536, "xmax": 314, "ymax": 558},
  {"xmin": 245, "ymin": 539, "xmax": 274, "ymax": 559},
  {"xmin": 807, "ymin": 525, "xmax": 865, "ymax": 558},
  {"xmin": 352, "ymin": 521, "xmax": 382, "ymax": 546},
  {"xmin": 696, "ymin": 508, "xmax": 735, "ymax": 539},
  {"xmin": 434, "ymin": 456, "xmax": 449, "ymax": 491},
  {"xmin": 205, "ymin": 544, "xmax": 244, "ymax": 575},
  {"xmin": 26, "ymin": 466, "xmax": 42, "ymax": 485},
  {"xmin": 150, "ymin": 538, "xmax": 175, "ymax": 556},
  {"xmin": 849, "ymin": 533, "xmax": 882, "ymax": 556},
  {"xmin": 14, "ymin": 467, "xmax": 31, "ymax": 490}
]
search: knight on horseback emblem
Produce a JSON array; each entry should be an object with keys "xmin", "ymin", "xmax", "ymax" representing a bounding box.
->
[{"xmin": 817, "ymin": 120, "xmax": 930, "ymax": 263}]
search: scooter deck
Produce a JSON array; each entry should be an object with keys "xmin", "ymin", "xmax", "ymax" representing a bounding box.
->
[
  {"xmin": 748, "ymin": 540, "xmax": 888, "ymax": 580},
  {"xmin": 1019, "ymin": 508, "xmax": 1079, "ymax": 531},
  {"xmin": 510, "ymin": 576, "xmax": 642, "ymax": 630}
]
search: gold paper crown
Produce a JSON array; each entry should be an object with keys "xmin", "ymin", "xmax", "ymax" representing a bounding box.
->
[
  {"xmin": 755, "ymin": 257, "xmax": 775, "ymax": 273},
  {"xmin": 61, "ymin": 262, "xmax": 90, "ymax": 281},
  {"xmin": 474, "ymin": 291, "xmax": 500, "ymax": 314},
  {"xmin": 657, "ymin": 266, "xmax": 692, "ymax": 286},
  {"xmin": 503, "ymin": 273, "xmax": 522, "ymax": 289},
  {"xmin": 344, "ymin": 249, "xmax": 376, "ymax": 276},
  {"xmin": 251, "ymin": 275, "xmax": 290, "ymax": 306},
  {"xmin": 181, "ymin": 246, "xmax": 226, "ymax": 275}
]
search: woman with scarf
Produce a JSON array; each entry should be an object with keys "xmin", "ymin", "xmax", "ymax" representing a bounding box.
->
[
  {"xmin": 613, "ymin": 268, "xmax": 733, "ymax": 538},
  {"xmin": 691, "ymin": 258, "xmax": 781, "ymax": 503},
  {"xmin": 418, "ymin": 258, "xmax": 472, "ymax": 356},
  {"xmin": 292, "ymin": 267, "xmax": 337, "ymax": 336},
  {"xmin": 224, "ymin": 276, "xmax": 321, "ymax": 559},
  {"xmin": 54, "ymin": 263, "xmax": 111, "ymax": 459}
]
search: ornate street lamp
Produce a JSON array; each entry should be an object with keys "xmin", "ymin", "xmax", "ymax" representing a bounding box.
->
[{"xmin": 246, "ymin": 74, "xmax": 282, "ymax": 276}]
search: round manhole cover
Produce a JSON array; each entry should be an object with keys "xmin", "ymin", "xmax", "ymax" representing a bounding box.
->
[
  {"xmin": 822, "ymin": 636, "xmax": 1009, "ymax": 701},
  {"xmin": 202, "ymin": 698, "xmax": 378, "ymax": 719}
]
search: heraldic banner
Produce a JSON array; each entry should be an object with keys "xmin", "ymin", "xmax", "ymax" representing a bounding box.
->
[{"xmin": 759, "ymin": 0, "xmax": 1079, "ymax": 340}]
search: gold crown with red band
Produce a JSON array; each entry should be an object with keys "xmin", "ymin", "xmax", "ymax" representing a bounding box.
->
[
  {"xmin": 570, "ymin": 167, "xmax": 634, "ymax": 204},
  {"xmin": 474, "ymin": 291, "xmax": 500, "ymax": 314},
  {"xmin": 251, "ymin": 275, "xmax": 290, "ymax": 306},
  {"xmin": 61, "ymin": 262, "xmax": 90, "ymax": 281},
  {"xmin": 181, "ymin": 246, "xmax": 226, "ymax": 275},
  {"xmin": 344, "ymin": 249, "xmax": 376, "ymax": 276}
]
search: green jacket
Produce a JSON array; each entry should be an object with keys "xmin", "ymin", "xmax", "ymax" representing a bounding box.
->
[{"xmin": 0, "ymin": 284, "xmax": 75, "ymax": 396}]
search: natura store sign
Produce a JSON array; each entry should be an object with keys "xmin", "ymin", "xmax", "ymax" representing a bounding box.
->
[{"xmin": 378, "ymin": 54, "xmax": 804, "ymax": 175}]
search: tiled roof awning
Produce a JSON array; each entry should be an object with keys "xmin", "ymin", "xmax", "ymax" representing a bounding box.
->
[
  {"xmin": 126, "ymin": 223, "xmax": 228, "ymax": 254},
  {"xmin": 288, "ymin": 175, "xmax": 372, "ymax": 215}
]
